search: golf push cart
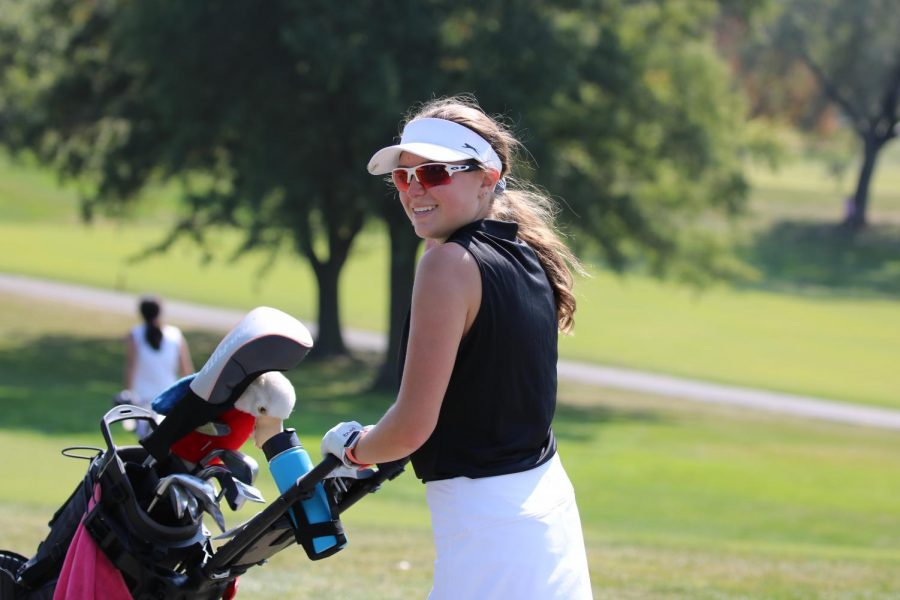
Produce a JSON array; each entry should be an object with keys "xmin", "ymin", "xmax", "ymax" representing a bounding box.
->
[{"xmin": 0, "ymin": 307, "xmax": 407, "ymax": 599}]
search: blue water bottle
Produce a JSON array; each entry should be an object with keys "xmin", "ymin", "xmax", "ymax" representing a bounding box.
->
[{"xmin": 263, "ymin": 429, "xmax": 346, "ymax": 559}]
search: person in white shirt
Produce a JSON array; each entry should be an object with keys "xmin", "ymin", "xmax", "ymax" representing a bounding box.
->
[{"xmin": 124, "ymin": 295, "xmax": 194, "ymax": 438}]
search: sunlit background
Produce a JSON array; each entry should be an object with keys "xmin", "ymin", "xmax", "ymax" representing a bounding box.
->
[{"xmin": 1, "ymin": 1, "xmax": 898, "ymax": 598}]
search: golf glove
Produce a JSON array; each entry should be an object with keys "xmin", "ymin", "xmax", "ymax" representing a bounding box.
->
[
  {"xmin": 321, "ymin": 421, "xmax": 373, "ymax": 468},
  {"xmin": 113, "ymin": 389, "xmax": 136, "ymax": 406}
]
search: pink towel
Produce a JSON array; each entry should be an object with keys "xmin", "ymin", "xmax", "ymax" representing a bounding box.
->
[{"xmin": 53, "ymin": 483, "xmax": 133, "ymax": 600}]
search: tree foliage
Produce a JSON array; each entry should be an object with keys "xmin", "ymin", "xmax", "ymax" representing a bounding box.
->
[
  {"xmin": 0, "ymin": 0, "xmax": 753, "ymax": 386},
  {"xmin": 737, "ymin": 0, "xmax": 900, "ymax": 228}
]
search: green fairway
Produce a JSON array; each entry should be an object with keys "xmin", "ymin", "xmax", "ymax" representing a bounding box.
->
[{"xmin": 1, "ymin": 293, "xmax": 899, "ymax": 599}]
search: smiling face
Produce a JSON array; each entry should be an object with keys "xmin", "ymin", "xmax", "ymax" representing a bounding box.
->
[{"xmin": 396, "ymin": 152, "xmax": 497, "ymax": 242}]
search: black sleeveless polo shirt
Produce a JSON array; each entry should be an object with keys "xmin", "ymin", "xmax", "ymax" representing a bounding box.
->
[{"xmin": 400, "ymin": 219, "xmax": 558, "ymax": 482}]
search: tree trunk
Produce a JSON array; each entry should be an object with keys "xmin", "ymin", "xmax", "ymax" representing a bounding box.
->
[
  {"xmin": 310, "ymin": 259, "xmax": 347, "ymax": 358},
  {"xmin": 844, "ymin": 133, "xmax": 883, "ymax": 230},
  {"xmin": 296, "ymin": 199, "xmax": 364, "ymax": 360},
  {"xmin": 371, "ymin": 209, "xmax": 420, "ymax": 391}
]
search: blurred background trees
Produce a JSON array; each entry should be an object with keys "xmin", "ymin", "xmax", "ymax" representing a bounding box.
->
[
  {"xmin": 0, "ymin": 0, "xmax": 896, "ymax": 388},
  {"xmin": 721, "ymin": 0, "xmax": 899, "ymax": 229}
]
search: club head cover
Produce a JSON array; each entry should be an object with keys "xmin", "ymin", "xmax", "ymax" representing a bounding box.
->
[
  {"xmin": 152, "ymin": 374, "xmax": 197, "ymax": 415},
  {"xmin": 141, "ymin": 306, "xmax": 313, "ymax": 462},
  {"xmin": 233, "ymin": 371, "xmax": 296, "ymax": 420},
  {"xmin": 169, "ymin": 408, "xmax": 257, "ymax": 464}
]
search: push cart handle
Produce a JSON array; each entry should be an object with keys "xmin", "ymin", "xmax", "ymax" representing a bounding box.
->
[
  {"xmin": 333, "ymin": 457, "xmax": 409, "ymax": 516},
  {"xmin": 205, "ymin": 454, "xmax": 343, "ymax": 572},
  {"xmin": 205, "ymin": 454, "xmax": 409, "ymax": 574}
]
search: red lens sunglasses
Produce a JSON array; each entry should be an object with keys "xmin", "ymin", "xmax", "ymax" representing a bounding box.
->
[{"xmin": 391, "ymin": 162, "xmax": 481, "ymax": 192}]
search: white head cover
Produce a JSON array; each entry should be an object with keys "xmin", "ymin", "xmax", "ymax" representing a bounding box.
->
[
  {"xmin": 234, "ymin": 371, "xmax": 296, "ymax": 420},
  {"xmin": 367, "ymin": 118, "xmax": 502, "ymax": 175}
]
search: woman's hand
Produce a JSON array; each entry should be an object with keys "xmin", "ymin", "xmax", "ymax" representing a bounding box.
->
[{"xmin": 321, "ymin": 421, "xmax": 372, "ymax": 468}]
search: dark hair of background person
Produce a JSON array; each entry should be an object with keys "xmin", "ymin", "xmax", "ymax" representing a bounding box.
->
[{"xmin": 139, "ymin": 296, "xmax": 163, "ymax": 350}]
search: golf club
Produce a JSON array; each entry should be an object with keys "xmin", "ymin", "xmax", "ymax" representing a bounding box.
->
[{"xmin": 195, "ymin": 448, "xmax": 259, "ymax": 485}]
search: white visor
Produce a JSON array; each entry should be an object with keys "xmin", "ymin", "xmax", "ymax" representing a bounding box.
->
[{"xmin": 367, "ymin": 118, "xmax": 502, "ymax": 175}]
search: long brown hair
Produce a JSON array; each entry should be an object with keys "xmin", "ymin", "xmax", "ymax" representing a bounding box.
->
[{"xmin": 406, "ymin": 95, "xmax": 585, "ymax": 332}]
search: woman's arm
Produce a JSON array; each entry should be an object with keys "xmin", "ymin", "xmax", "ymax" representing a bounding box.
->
[
  {"xmin": 178, "ymin": 333, "xmax": 195, "ymax": 377},
  {"xmin": 351, "ymin": 243, "xmax": 481, "ymax": 465},
  {"xmin": 124, "ymin": 333, "xmax": 136, "ymax": 390}
]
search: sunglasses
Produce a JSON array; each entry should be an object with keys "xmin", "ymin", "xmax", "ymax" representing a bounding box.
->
[{"xmin": 391, "ymin": 162, "xmax": 481, "ymax": 192}]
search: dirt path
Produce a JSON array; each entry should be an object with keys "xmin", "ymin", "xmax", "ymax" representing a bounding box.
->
[{"xmin": 3, "ymin": 272, "xmax": 899, "ymax": 431}]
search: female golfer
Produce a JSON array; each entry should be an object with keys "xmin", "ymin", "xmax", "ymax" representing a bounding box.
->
[
  {"xmin": 124, "ymin": 295, "xmax": 194, "ymax": 438},
  {"xmin": 322, "ymin": 96, "xmax": 592, "ymax": 599}
]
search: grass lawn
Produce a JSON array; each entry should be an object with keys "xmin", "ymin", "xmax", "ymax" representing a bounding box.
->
[
  {"xmin": 744, "ymin": 144, "xmax": 900, "ymax": 225},
  {"xmin": 1, "ymin": 293, "xmax": 899, "ymax": 598},
  {"xmin": 1, "ymin": 220, "xmax": 898, "ymax": 409}
]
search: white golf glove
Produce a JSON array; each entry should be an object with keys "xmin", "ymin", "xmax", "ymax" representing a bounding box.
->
[{"xmin": 320, "ymin": 421, "xmax": 373, "ymax": 469}]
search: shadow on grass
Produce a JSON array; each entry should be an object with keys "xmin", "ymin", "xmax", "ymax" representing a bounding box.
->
[
  {"xmin": 279, "ymin": 354, "xmax": 397, "ymax": 437},
  {"xmin": 553, "ymin": 402, "xmax": 661, "ymax": 442},
  {"xmin": 741, "ymin": 221, "xmax": 900, "ymax": 298},
  {"xmin": 0, "ymin": 333, "xmax": 388, "ymax": 438},
  {"xmin": 1, "ymin": 331, "xmax": 658, "ymax": 443},
  {"xmin": 0, "ymin": 330, "xmax": 221, "ymax": 436},
  {"xmin": 1, "ymin": 334, "xmax": 126, "ymax": 434}
]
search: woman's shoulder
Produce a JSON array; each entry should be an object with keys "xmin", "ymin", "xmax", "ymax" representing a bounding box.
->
[
  {"xmin": 415, "ymin": 241, "xmax": 481, "ymax": 296},
  {"xmin": 162, "ymin": 324, "xmax": 183, "ymax": 340},
  {"xmin": 419, "ymin": 240, "xmax": 477, "ymax": 275}
]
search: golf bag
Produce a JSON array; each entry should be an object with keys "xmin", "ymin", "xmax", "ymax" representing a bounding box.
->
[{"xmin": 0, "ymin": 307, "xmax": 407, "ymax": 600}]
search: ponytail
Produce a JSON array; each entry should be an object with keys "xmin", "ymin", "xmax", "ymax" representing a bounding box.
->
[
  {"xmin": 490, "ymin": 186, "xmax": 583, "ymax": 333},
  {"xmin": 138, "ymin": 296, "xmax": 163, "ymax": 350}
]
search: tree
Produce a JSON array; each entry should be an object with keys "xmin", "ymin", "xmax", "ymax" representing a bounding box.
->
[
  {"xmin": 0, "ymin": 0, "xmax": 429, "ymax": 358},
  {"xmin": 444, "ymin": 1, "xmax": 752, "ymax": 283},
  {"xmin": 1, "ymin": 0, "xmax": 754, "ymax": 389},
  {"xmin": 367, "ymin": 0, "xmax": 756, "ymax": 385},
  {"xmin": 762, "ymin": 0, "xmax": 900, "ymax": 229}
]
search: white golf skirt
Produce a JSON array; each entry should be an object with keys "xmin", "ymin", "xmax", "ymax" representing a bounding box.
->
[{"xmin": 425, "ymin": 453, "xmax": 593, "ymax": 600}]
